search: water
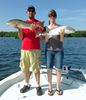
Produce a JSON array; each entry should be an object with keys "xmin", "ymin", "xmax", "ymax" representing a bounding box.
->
[
  {"xmin": 0, "ymin": 37, "xmax": 21, "ymax": 80},
  {"xmin": 0, "ymin": 37, "xmax": 86, "ymax": 80}
]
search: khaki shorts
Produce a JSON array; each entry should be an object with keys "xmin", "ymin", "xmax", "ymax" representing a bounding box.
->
[{"xmin": 19, "ymin": 50, "xmax": 41, "ymax": 73}]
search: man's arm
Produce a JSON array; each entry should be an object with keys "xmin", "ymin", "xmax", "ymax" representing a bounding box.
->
[{"xmin": 18, "ymin": 29, "xmax": 23, "ymax": 40}]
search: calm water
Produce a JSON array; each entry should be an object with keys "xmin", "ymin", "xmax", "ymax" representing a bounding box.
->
[{"xmin": 0, "ymin": 37, "xmax": 86, "ymax": 80}]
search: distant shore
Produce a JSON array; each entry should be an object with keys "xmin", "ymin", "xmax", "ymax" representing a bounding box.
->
[{"xmin": 0, "ymin": 31, "xmax": 86, "ymax": 38}]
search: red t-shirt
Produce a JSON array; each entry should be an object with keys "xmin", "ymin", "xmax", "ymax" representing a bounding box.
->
[{"xmin": 21, "ymin": 19, "xmax": 43, "ymax": 50}]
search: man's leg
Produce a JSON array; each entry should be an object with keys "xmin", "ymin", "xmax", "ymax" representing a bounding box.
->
[
  {"xmin": 30, "ymin": 50, "xmax": 43, "ymax": 95},
  {"xmin": 20, "ymin": 71, "xmax": 32, "ymax": 93},
  {"xmin": 19, "ymin": 50, "xmax": 31, "ymax": 93},
  {"xmin": 35, "ymin": 70, "xmax": 40, "ymax": 87},
  {"xmin": 35, "ymin": 70, "xmax": 43, "ymax": 96},
  {"xmin": 23, "ymin": 71, "xmax": 32, "ymax": 85}
]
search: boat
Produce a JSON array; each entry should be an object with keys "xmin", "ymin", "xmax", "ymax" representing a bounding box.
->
[{"xmin": 0, "ymin": 65, "xmax": 86, "ymax": 100}]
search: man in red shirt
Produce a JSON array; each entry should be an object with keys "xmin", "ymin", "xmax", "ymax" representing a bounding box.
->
[{"xmin": 17, "ymin": 6, "xmax": 43, "ymax": 95}]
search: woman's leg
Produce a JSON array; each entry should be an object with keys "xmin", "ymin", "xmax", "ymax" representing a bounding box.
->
[
  {"xmin": 47, "ymin": 68, "xmax": 53, "ymax": 95},
  {"xmin": 56, "ymin": 69, "xmax": 61, "ymax": 90},
  {"xmin": 56, "ymin": 69, "xmax": 63, "ymax": 95},
  {"xmin": 47, "ymin": 69, "xmax": 52, "ymax": 90},
  {"xmin": 46, "ymin": 50, "xmax": 54, "ymax": 95},
  {"xmin": 55, "ymin": 51, "xmax": 64, "ymax": 95}
]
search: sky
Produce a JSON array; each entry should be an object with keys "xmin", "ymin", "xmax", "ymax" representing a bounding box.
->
[{"xmin": 0, "ymin": 0, "xmax": 86, "ymax": 31}]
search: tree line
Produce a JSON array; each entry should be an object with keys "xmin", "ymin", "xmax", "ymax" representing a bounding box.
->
[
  {"xmin": 0, "ymin": 31, "xmax": 86, "ymax": 38},
  {"xmin": 0, "ymin": 31, "xmax": 18, "ymax": 38}
]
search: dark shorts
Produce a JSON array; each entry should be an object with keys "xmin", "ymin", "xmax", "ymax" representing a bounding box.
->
[{"xmin": 46, "ymin": 50, "xmax": 64, "ymax": 69}]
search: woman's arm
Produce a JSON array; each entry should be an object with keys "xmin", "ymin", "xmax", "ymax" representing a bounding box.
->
[
  {"xmin": 44, "ymin": 34, "xmax": 49, "ymax": 42},
  {"xmin": 59, "ymin": 29, "xmax": 64, "ymax": 42}
]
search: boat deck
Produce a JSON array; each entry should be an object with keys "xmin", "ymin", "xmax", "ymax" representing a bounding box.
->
[{"xmin": 1, "ymin": 69, "xmax": 86, "ymax": 100}]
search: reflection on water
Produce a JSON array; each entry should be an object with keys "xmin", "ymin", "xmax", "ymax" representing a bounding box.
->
[{"xmin": 0, "ymin": 37, "xmax": 86, "ymax": 80}]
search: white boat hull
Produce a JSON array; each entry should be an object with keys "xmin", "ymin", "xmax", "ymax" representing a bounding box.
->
[{"xmin": 0, "ymin": 66, "xmax": 86, "ymax": 100}]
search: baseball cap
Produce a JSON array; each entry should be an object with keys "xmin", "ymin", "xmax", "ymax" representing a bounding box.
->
[{"xmin": 27, "ymin": 5, "xmax": 35, "ymax": 12}]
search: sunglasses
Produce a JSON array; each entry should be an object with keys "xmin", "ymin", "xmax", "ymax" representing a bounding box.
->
[{"xmin": 28, "ymin": 10, "xmax": 35, "ymax": 12}]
